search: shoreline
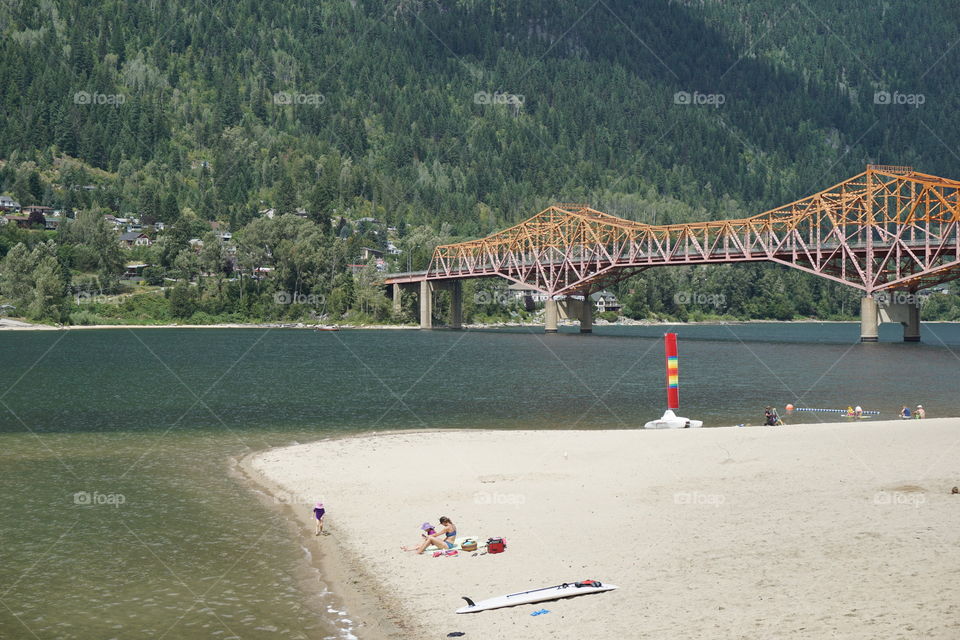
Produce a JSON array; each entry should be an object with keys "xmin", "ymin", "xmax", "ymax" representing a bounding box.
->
[
  {"xmin": 236, "ymin": 433, "xmax": 437, "ymax": 639},
  {"xmin": 246, "ymin": 421, "xmax": 960, "ymax": 639},
  {"xmin": 4, "ymin": 317, "xmax": 946, "ymax": 332}
]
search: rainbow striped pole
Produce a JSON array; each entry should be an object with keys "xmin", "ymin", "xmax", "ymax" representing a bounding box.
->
[
  {"xmin": 665, "ymin": 332, "xmax": 679, "ymax": 410},
  {"xmin": 644, "ymin": 332, "xmax": 702, "ymax": 428}
]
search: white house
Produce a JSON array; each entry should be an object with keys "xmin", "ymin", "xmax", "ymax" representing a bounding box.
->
[
  {"xmin": 119, "ymin": 231, "xmax": 152, "ymax": 248},
  {"xmin": 591, "ymin": 290, "xmax": 621, "ymax": 313},
  {"xmin": 0, "ymin": 195, "xmax": 20, "ymax": 212}
]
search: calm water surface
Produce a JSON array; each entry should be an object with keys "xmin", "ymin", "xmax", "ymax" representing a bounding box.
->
[{"xmin": 2, "ymin": 323, "xmax": 959, "ymax": 638}]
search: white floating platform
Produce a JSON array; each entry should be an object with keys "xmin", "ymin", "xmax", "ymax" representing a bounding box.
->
[{"xmin": 643, "ymin": 409, "xmax": 703, "ymax": 429}]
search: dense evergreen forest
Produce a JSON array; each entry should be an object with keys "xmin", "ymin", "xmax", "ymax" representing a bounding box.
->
[{"xmin": 1, "ymin": 0, "xmax": 959, "ymax": 324}]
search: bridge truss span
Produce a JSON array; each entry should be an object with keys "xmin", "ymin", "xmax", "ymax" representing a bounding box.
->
[{"xmin": 423, "ymin": 165, "xmax": 960, "ymax": 297}]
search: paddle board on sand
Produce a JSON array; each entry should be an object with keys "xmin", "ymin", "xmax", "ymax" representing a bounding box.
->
[{"xmin": 456, "ymin": 580, "xmax": 617, "ymax": 613}]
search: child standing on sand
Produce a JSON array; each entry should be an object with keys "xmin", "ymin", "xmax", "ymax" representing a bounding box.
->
[{"xmin": 313, "ymin": 502, "xmax": 326, "ymax": 536}]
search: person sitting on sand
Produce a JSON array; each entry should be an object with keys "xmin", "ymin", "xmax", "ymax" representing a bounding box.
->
[
  {"xmin": 915, "ymin": 404, "xmax": 925, "ymax": 419},
  {"xmin": 900, "ymin": 405, "xmax": 911, "ymax": 419},
  {"xmin": 403, "ymin": 516, "xmax": 457, "ymax": 554},
  {"xmin": 402, "ymin": 522, "xmax": 437, "ymax": 552}
]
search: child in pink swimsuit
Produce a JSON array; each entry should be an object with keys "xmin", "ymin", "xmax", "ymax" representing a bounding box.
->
[{"xmin": 313, "ymin": 502, "xmax": 326, "ymax": 535}]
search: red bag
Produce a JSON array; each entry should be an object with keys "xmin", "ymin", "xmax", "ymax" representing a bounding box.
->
[{"xmin": 486, "ymin": 537, "xmax": 507, "ymax": 554}]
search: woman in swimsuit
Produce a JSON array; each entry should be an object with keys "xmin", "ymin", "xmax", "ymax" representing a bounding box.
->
[{"xmin": 404, "ymin": 516, "xmax": 457, "ymax": 554}]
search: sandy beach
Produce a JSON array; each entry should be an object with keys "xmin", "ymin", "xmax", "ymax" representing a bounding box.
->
[{"xmin": 245, "ymin": 419, "xmax": 960, "ymax": 639}]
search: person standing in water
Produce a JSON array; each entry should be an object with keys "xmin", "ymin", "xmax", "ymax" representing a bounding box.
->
[{"xmin": 313, "ymin": 502, "xmax": 326, "ymax": 536}]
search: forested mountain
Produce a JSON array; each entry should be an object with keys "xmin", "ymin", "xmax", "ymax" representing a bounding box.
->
[{"xmin": 1, "ymin": 0, "xmax": 959, "ymax": 323}]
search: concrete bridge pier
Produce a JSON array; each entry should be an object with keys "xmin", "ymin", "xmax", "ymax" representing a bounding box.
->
[
  {"xmin": 579, "ymin": 299, "xmax": 593, "ymax": 333},
  {"xmin": 419, "ymin": 281, "xmax": 432, "ymax": 329},
  {"xmin": 544, "ymin": 299, "xmax": 559, "ymax": 333},
  {"xmin": 860, "ymin": 296, "xmax": 878, "ymax": 342},
  {"xmin": 903, "ymin": 303, "xmax": 921, "ymax": 342},
  {"xmin": 877, "ymin": 293, "xmax": 921, "ymax": 342},
  {"xmin": 865, "ymin": 292, "xmax": 923, "ymax": 343},
  {"xmin": 418, "ymin": 280, "xmax": 463, "ymax": 329},
  {"xmin": 449, "ymin": 280, "xmax": 463, "ymax": 330},
  {"xmin": 392, "ymin": 283, "xmax": 402, "ymax": 316}
]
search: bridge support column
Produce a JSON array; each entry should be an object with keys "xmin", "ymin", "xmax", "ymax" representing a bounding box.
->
[
  {"xmin": 419, "ymin": 281, "xmax": 432, "ymax": 329},
  {"xmin": 903, "ymin": 303, "xmax": 920, "ymax": 342},
  {"xmin": 544, "ymin": 299, "xmax": 558, "ymax": 333},
  {"xmin": 449, "ymin": 281, "xmax": 463, "ymax": 330},
  {"xmin": 392, "ymin": 283, "xmax": 402, "ymax": 316},
  {"xmin": 860, "ymin": 296, "xmax": 878, "ymax": 342},
  {"xmin": 579, "ymin": 299, "xmax": 593, "ymax": 333}
]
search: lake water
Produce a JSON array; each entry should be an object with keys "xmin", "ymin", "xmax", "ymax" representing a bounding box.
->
[{"xmin": 2, "ymin": 322, "xmax": 959, "ymax": 638}]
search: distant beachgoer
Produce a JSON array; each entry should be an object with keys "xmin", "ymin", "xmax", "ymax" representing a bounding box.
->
[
  {"xmin": 313, "ymin": 502, "xmax": 326, "ymax": 536},
  {"xmin": 915, "ymin": 405, "xmax": 925, "ymax": 419},
  {"xmin": 847, "ymin": 406, "xmax": 855, "ymax": 417},
  {"xmin": 854, "ymin": 405, "xmax": 863, "ymax": 418},
  {"xmin": 764, "ymin": 406, "xmax": 775, "ymax": 426},
  {"xmin": 403, "ymin": 516, "xmax": 457, "ymax": 554},
  {"xmin": 900, "ymin": 405, "xmax": 911, "ymax": 419}
]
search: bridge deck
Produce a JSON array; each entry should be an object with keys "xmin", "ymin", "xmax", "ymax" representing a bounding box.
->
[{"xmin": 385, "ymin": 166, "xmax": 960, "ymax": 295}]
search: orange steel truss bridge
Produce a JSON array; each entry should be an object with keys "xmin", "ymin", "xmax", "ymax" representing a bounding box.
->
[{"xmin": 386, "ymin": 166, "xmax": 960, "ymax": 299}]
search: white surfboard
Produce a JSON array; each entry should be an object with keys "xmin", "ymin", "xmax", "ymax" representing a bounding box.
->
[{"xmin": 456, "ymin": 580, "xmax": 617, "ymax": 613}]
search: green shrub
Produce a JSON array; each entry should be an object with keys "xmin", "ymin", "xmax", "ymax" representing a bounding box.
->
[{"xmin": 69, "ymin": 309, "xmax": 104, "ymax": 325}]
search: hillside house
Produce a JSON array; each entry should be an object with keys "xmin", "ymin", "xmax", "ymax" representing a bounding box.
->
[
  {"xmin": 591, "ymin": 290, "xmax": 621, "ymax": 313},
  {"xmin": 0, "ymin": 195, "xmax": 20, "ymax": 212},
  {"xmin": 120, "ymin": 231, "xmax": 151, "ymax": 248}
]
